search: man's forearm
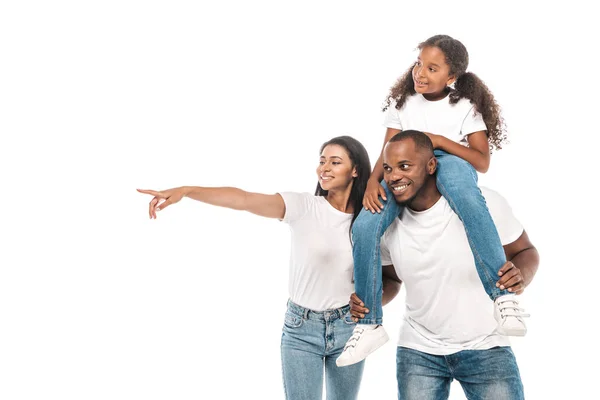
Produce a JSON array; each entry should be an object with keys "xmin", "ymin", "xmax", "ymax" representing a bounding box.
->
[
  {"xmin": 382, "ymin": 277, "xmax": 402, "ymax": 306},
  {"xmin": 510, "ymin": 247, "xmax": 539, "ymax": 288}
]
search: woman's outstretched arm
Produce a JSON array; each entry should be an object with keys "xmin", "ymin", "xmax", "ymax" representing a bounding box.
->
[{"xmin": 137, "ymin": 186, "xmax": 286, "ymax": 220}]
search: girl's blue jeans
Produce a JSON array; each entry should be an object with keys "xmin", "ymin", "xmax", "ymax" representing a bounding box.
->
[{"xmin": 351, "ymin": 150, "xmax": 508, "ymax": 324}]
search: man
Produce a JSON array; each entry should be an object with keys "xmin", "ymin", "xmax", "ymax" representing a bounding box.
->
[{"xmin": 349, "ymin": 130, "xmax": 538, "ymax": 399}]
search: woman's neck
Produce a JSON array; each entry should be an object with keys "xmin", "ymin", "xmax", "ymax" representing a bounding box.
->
[{"xmin": 326, "ymin": 184, "xmax": 354, "ymax": 214}]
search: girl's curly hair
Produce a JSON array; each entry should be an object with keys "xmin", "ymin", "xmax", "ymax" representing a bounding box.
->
[{"xmin": 383, "ymin": 35, "xmax": 507, "ymax": 151}]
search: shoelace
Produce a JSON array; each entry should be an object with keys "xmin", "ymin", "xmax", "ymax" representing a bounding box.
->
[
  {"xmin": 498, "ymin": 298, "xmax": 531, "ymax": 319},
  {"xmin": 343, "ymin": 327, "xmax": 365, "ymax": 350}
]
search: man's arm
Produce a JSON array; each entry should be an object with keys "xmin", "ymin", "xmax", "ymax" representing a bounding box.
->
[
  {"xmin": 497, "ymin": 230, "xmax": 539, "ymax": 295},
  {"xmin": 349, "ymin": 264, "xmax": 402, "ymax": 322},
  {"xmin": 382, "ymin": 264, "xmax": 402, "ymax": 305}
]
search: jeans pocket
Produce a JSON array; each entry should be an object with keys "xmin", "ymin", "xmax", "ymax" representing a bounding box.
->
[
  {"xmin": 342, "ymin": 311, "xmax": 356, "ymax": 325},
  {"xmin": 284, "ymin": 312, "xmax": 304, "ymax": 329}
]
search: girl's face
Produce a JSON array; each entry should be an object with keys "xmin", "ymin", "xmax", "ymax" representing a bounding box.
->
[
  {"xmin": 412, "ymin": 46, "xmax": 456, "ymax": 100},
  {"xmin": 316, "ymin": 144, "xmax": 357, "ymax": 192}
]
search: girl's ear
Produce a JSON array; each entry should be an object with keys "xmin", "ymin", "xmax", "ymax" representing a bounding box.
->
[{"xmin": 446, "ymin": 75, "xmax": 456, "ymax": 87}]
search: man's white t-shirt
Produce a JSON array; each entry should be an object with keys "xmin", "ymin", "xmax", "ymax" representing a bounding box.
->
[
  {"xmin": 380, "ymin": 188, "xmax": 523, "ymax": 355},
  {"xmin": 279, "ymin": 192, "xmax": 354, "ymax": 311},
  {"xmin": 384, "ymin": 93, "xmax": 487, "ymax": 144}
]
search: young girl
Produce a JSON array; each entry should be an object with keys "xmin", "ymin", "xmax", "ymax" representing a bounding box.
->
[
  {"xmin": 138, "ymin": 136, "xmax": 389, "ymax": 400},
  {"xmin": 336, "ymin": 35, "xmax": 529, "ymax": 368}
]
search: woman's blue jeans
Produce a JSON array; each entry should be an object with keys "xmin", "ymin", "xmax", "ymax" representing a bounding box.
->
[{"xmin": 281, "ymin": 300, "xmax": 365, "ymax": 399}]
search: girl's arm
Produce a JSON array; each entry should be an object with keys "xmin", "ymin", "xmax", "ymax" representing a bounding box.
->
[
  {"xmin": 426, "ymin": 130, "xmax": 491, "ymax": 173},
  {"xmin": 137, "ymin": 186, "xmax": 286, "ymax": 220},
  {"xmin": 371, "ymin": 128, "xmax": 403, "ymax": 182},
  {"xmin": 363, "ymin": 127, "xmax": 402, "ymax": 212}
]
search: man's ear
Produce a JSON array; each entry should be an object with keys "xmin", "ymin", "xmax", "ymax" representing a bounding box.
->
[{"xmin": 427, "ymin": 156, "xmax": 438, "ymax": 175}]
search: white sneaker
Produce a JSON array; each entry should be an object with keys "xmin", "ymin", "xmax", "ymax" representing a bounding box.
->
[
  {"xmin": 494, "ymin": 294, "xmax": 530, "ymax": 336},
  {"xmin": 335, "ymin": 324, "xmax": 389, "ymax": 367}
]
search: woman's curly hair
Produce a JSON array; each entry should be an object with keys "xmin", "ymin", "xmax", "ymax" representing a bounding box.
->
[{"xmin": 383, "ymin": 35, "xmax": 507, "ymax": 151}]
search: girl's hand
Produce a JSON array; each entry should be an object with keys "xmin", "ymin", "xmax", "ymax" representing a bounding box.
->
[
  {"xmin": 137, "ymin": 187, "xmax": 186, "ymax": 219},
  {"xmin": 363, "ymin": 178, "xmax": 387, "ymax": 213}
]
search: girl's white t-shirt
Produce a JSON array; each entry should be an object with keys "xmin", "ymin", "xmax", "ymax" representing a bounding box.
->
[
  {"xmin": 384, "ymin": 93, "xmax": 487, "ymax": 144},
  {"xmin": 279, "ymin": 192, "xmax": 354, "ymax": 311}
]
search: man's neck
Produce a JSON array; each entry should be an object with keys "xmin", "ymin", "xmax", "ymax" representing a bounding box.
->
[{"xmin": 406, "ymin": 179, "xmax": 441, "ymax": 212}]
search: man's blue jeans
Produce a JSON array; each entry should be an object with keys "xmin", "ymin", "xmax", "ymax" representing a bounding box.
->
[
  {"xmin": 351, "ymin": 151, "xmax": 508, "ymax": 324},
  {"xmin": 396, "ymin": 346, "xmax": 524, "ymax": 399},
  {"xmin": 281, "ymin": 300, "xmax": 365, "ymax": 399}
]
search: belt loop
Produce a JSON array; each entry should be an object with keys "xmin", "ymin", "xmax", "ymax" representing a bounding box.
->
[{"xmin": 303, "ymin": 308, "xmax": 309, "ymax": 320}]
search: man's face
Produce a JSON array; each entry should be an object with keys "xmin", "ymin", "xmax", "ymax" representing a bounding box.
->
[{"xmin": 383, "ymin": 140, "xmax": 435, "ymax": 205}]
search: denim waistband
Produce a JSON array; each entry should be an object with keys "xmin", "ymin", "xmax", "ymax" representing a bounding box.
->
[{"xmin": 286, "ymin": 299, "xmax": 350, "ymax": 321}]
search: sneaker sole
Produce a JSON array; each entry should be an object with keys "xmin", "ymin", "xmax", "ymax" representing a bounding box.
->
[
  {"xmin": 496, "ymin": 327, "xmax": 527, "ymax": 337},
  {"xmin": 335, "ymin": 332, "xmax": 389, "ymax": 367}
]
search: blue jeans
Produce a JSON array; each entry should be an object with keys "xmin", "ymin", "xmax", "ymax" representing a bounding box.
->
[
  {"xmin": 281, "ymin": 300, "xmax": 365, "ymax": 400},
  {"xmin": 396, "ymin": 346, "xmax": 524, "ymax": 400},
  {"xmin": 351, "ymin": 151, "xmax": 508, "ymax": 324}
]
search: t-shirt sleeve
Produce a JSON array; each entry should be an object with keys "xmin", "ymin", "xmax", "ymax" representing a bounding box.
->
[
  {"xmin": 384, "ymin": 104, "xmax": 403, "ymax": 130},
  {"xmin": 380, "ymin": 234, "xmax": 393, "ymax": 265},
  {"xmin": 483, "ymin": 188, "xmax": 524, "ymax": 245},
  {"xmin": 279, "ymin": 192, "xmax": 313, "ymax": 223},
  {"xmin": 461, "ymin": 105, "xmax": 488, "ymax": 136}
]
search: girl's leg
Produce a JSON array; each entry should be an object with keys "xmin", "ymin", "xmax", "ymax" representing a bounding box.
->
[
  {"xmin": 434, "ymin": 150, "xmax": 507, "ymax": 300},
  {"xmin": 336, "ymin": 182, "xmax": 401, "ymax": 367},
  {"xmin": 434, "ymin": 151, "xmax": 527, "ymax": 336},
  {"xmin": 351, "ymin": 181, "xmax": 402, "ymax": 324}
]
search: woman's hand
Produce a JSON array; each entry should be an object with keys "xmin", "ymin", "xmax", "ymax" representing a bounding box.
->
[
  {"xmin": 137, "ymin": 187, "xmax": 187, "ymax": 219},
  {"xmin": 363, "ymin": 178, "xmax": 387, "ymax": 213}
]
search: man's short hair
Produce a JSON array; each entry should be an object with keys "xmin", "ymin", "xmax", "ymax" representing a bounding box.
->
[{"xmin": 388, "ymin": 130, "xmax": 434, "ymax": 157}]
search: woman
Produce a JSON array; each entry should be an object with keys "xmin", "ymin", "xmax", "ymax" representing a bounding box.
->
[{"xmin": 138, "ymin": 135, "xmax": 371, "ymax": 400}]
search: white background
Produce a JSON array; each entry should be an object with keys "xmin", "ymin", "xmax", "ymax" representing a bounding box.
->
[{"xmin": 1, "ymin": 1, "xmax": 597, "ymax": 399}]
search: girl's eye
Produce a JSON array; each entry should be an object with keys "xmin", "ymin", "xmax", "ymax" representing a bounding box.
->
[{"xmin": 429, "ymin": 68, "xmax": 435, "ymax": 72}]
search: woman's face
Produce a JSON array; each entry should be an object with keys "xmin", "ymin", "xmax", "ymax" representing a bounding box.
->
[{"xmin": 316, "ymin": 144, "xmax": 357, "ymax": 192}]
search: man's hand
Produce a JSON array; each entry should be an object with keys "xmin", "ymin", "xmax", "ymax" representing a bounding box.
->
[
  {"xmin": 349, "ymin": 293, "xmax": 369, "ymax": 322},
  {"xmin": 496, "ymin": 261, "xmax": 525, "ymax": 295}
]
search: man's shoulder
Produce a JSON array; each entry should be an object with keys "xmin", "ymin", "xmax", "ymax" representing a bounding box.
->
[
  {"xmin": 480, "ymin": 187, "xmax": 511, "ymax": 210},
  {"xmin": 381, "ymin": 217, "xmax": 402, "ymax": 242}
]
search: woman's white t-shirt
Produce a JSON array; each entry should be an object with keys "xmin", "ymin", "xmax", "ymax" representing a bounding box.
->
[{"xmin": 279, "ymin": 192, "xmax": 354, "ymax": 311}]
